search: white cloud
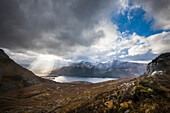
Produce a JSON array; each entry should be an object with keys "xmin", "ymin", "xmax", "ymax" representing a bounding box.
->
[
  {"xmin": 119, "ymin": 0, "xmax": 129, "ymax": 14},
  {"xmin": 113, "ymin": 31, "xmax": 170, "ymax": 57},
  {"xmin": 70, "ymin": 20, "xmax": 119, "ymax": 62},
  {"xmin": 118, "ymin": 0, "xmax": 141, "ymax": 20},
  {"xmin": 119, "ymin": 54, "xmax": 127, "ymax": 58},
  {"xmin": 106, "ymin": 51, "xmax": 116, "ymax": 56},
  {"xmin": 113, "ymin": 32, "xmax": 147, "ymax": 53},
  {"xmin": 148, "ymin": 32, "xmax": 170, "ymax": 54},
  {"xmin": 128, "ymin": 44, "xmax": 150, "ymax": 56},
  {"xmin": 92, "ymin": 20, "xmax": 118, "ymax": 52},
  {"xmin": 126, "ymin": 60, "xmax": 151, "ymax": 64}
]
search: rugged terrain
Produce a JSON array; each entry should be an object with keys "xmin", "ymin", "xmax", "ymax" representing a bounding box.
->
[
  {"xmin": 0, "ymin": 51, "xmax": 170, "ymax": 113},
  {"xmin": 0, "ymin": 49, "xmax": 49, "ymax": 93},
  {"xmin": 49, "ymin": 60, "xmax": 146, "ymax": 78}
]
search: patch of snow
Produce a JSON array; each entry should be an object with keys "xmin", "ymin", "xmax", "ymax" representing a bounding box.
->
[{"xmin": 151, "ymin": 71, "xmax": 163, "ymax": 76}]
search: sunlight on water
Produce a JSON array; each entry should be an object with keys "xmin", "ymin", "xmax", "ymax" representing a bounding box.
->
[{"xmin": 43, "ymin": 76, "xmax": 118, "ymax": 83}]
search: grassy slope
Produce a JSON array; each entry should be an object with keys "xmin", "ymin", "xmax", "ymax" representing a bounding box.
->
[
  {"xmin": 0, "ymin": 73, "xmax": 169, "ymax": 113},
  {"xmin": 74, "ymin": 74, "xmax": 170, "ymax": 113}
]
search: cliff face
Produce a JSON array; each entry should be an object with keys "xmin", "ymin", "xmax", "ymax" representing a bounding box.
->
[
  {"xmin": 146, "ymin": 52, "xmax": 170, "ymax": 75},
  {"xmin": 0, "ymin": 49, "xmax": 47, "ymax": 93}
]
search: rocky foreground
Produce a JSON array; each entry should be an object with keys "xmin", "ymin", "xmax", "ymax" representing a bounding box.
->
[{"xmin": 0, "ymin": 50, "xmax": 170, "ymax": 113}]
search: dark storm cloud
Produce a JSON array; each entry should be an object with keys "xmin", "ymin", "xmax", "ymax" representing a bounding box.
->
[
  {"xmin": 138, "ymin": 0, "xmax": 170, "ymax": 30},
  {"xmin": 139, "ymin": 0, "xmax": 170, "ymax": 13},
  {"xmin": 0, "ymin": 0, "xmax": 116, "ymax": 56}
]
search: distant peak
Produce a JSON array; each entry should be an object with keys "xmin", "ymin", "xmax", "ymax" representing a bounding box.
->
[
  {"xmin": 0, "ymin": 49, "xmax": 9, "ymax": 59},
  {"xmin": 79, "ymin": 61, "xmax": 91, "ymax": 65}
]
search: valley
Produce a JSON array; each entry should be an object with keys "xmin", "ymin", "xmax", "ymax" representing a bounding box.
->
[
  {"xmin": 0, "ymin": 0, "xmax": 169, "ymax": 112},
  {"xmin": 0, "ymin": 49, "xmax": 170, "ymax": 112}
]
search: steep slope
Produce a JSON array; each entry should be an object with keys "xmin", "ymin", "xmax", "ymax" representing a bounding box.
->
[
  {"xmin": 49, "ymin": 60, "xmax": 146, "ymax": 78},
  {"xmin": 0, "ymin": 49, "xmax": 47, "ymax": 93},
  {"xmin": 146, "ymin": 52, "xmax": 170, "ymax": 75}
]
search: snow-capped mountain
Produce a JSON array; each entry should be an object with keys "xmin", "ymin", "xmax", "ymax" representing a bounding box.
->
[{"xmin": 49, "ymin": 60, "xmax": 147, "ymax": 78}]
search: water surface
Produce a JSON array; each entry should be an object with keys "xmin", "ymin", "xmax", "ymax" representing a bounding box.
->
[{"xmin": 43, "ymin": 76, "xmax": 118, "ymax": 83}]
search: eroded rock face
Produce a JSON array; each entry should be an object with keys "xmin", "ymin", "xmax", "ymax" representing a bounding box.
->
[{"xmin": 146, "ymin": 52, "xmax": 170, "ymax": 75}]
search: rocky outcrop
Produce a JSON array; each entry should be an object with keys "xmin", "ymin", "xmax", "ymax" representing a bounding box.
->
[
  {"xmin": 0, "ymin": 49, "xmax": 47, "ymax": 93},
  {"xmin": 146, "ymin": 52, "xmax": 170, "ymax": 75}
]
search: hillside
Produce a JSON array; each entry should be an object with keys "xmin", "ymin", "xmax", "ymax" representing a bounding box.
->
[
  {"xmin": 0, "ymin": 49, "xmax": 48, "ymax": 93},
  {"xmin": 49, "ymin": 60, "xmax": 146, "ymax": 78},
  {"xmin": 0, "ymin": 52, "xmax": 169, "ymax": 112}
]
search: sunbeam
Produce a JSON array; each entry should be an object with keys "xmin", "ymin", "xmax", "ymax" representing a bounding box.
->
[{"xmin": 28, "ymin": 54, "xmax": 72, "ymax": 76}]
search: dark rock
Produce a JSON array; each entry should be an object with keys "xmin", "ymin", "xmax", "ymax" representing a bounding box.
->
[
  {"xmin": 0, "ymin": 49, "xmax": 9, "ymax": 59},
  {"xmin": 146, "ymin": 52, "xmax": 170, "ymax": 75}
]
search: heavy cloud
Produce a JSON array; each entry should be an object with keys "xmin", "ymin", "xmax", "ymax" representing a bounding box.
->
[
  {"xmin": 0, "ymin": 0, "xmax": 169, "ymax": 66},
  {"xmin": 0, "ymin": 0, "xmax": 117, "ymax": 57}
]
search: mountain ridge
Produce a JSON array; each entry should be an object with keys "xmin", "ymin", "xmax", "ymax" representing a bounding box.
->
[
  {"xmin": 49, "ymin": 60, "xmax": 147, "ymax": 78},
  {"xmin": 0, "ymin": 51, "xmax": 169, "ymax": 112},
  {"xmin": 0, "ymin": 49, "xmax": 49, "ymax": 93}
]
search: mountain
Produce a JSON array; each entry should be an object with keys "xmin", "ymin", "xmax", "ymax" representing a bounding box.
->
[
  {"xmin": 70, "ymin": 53, "xmax": 170, "ymax": 112},
  {"xmin": 0, "ymin": 49, "xmax": 47, "ymax": 93},
  {"xmin": 0, "ymin": 52, "xmax": 169, "ymax": 113},
  {"xmin": 49, "ymin": 60, "xmax": 147, "ymax": 78}
]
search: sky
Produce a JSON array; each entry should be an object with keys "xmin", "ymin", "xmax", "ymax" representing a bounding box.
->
[{"xmin": 0, "ymin": 0, "xmax": 170, "ymax": 75}]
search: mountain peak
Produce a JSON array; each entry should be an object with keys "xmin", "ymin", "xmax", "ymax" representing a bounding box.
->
[
  {"xmin": 49, "ymin": 59, "xmax": 146, "ymax": 78},
  {"xmin": 0, "ymin": 49, "xmax": 9, "ymax": 59}
]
